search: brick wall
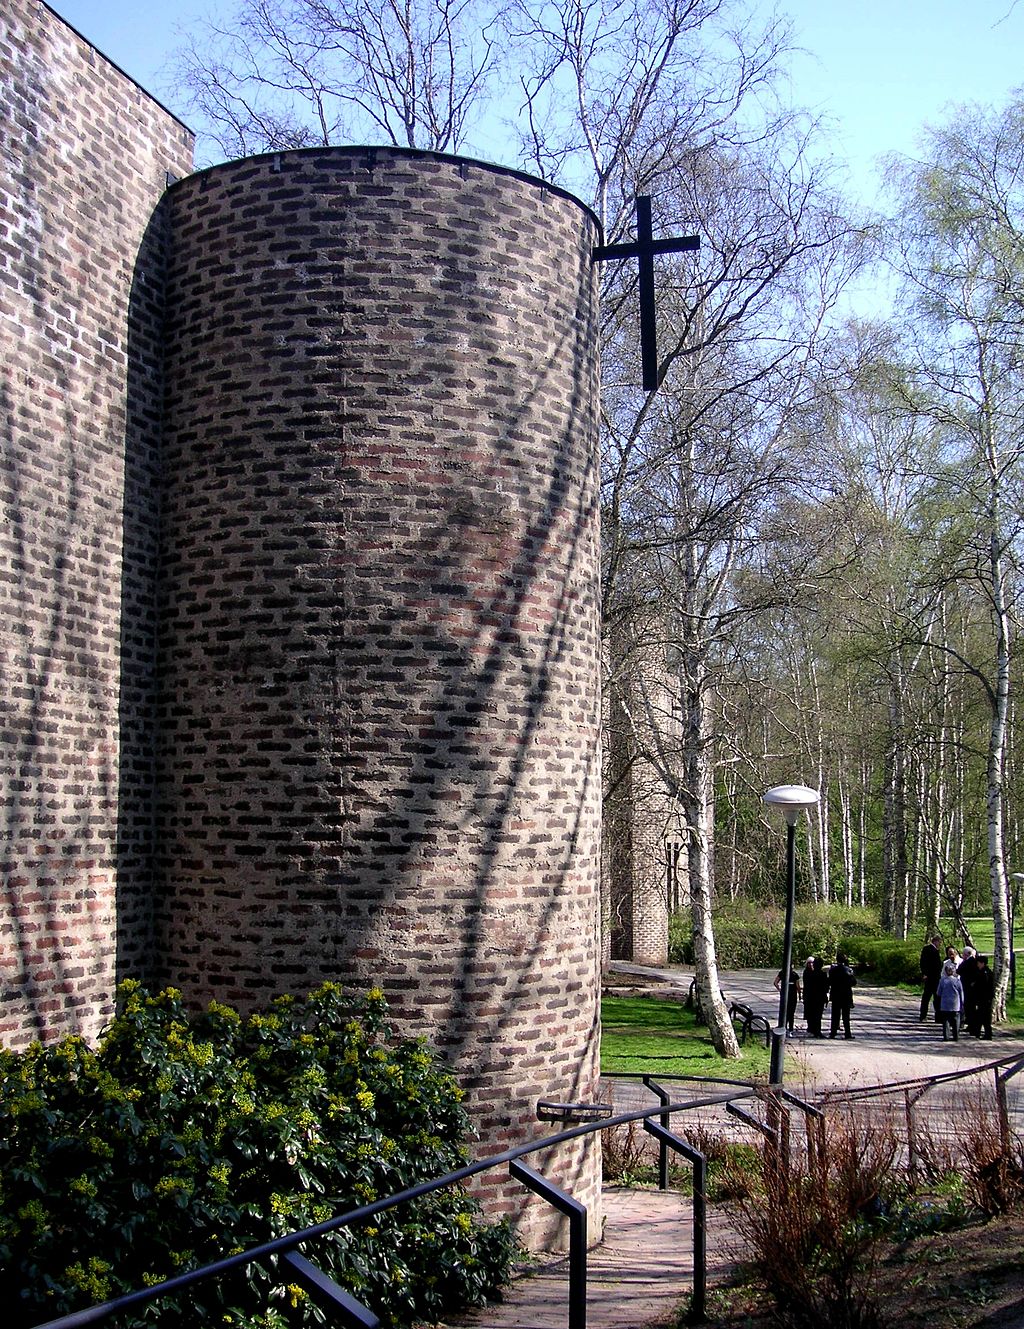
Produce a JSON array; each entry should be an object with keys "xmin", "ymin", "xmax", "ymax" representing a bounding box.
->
[
  {"xmin": 0, "ymin": 0, "xmax": 194, "ymax": 1045},
  {"xmin": 0, "ymin": 5, "xmax": 606, "ymax": 1240},
  {"xmin": 156, "ymin": 148, "xmax": 604, "ymax": 1238},
  {"xmin": 603, "ymin": 622, "xmax": 678, "ymax": 967}
]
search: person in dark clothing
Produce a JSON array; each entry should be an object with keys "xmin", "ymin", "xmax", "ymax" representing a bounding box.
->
[
  {"xmin": 775, "ymin": 964, "xmax": 802, "ymax": 1033},
  {"xmin": 972, "ymin": 954, "xmax": 995, "ymax": 1040},
  {"xmin": 828, "ymin": 952, "xmax": 858, "ymax": 1039},
  {"xmin": 957, "ymin": 946, "xmax": 979, "ymax": 1036},
  {"xmin": 803, "ymin": 956, "xmax": 829, "ymax": 1037},
  {"xmin": 920, "ymin": 934, "xmax": 943, "ymax": 1021}
]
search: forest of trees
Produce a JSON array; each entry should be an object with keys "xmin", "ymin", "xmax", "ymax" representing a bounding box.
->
[{"xmin": 170, "ymin": 0, "xmax": 1024, "ymax": 1032}]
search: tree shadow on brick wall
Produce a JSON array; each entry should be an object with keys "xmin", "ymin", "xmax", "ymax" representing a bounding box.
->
[
  {"xmin": 331, "ymin": 266, "xmax": 604, "ymax": 1121},
  {"xmin": 0, "ymin": 216, "xmax": 115, "ymax": 1041},
  {"xmin": 134, "ymin": 155, "xmax": 603, "ymax": 1176}
]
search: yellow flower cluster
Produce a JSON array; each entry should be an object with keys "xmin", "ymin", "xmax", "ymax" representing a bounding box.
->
[
  {"xmin": 164, "ymin": 1022, "xmax": 187, "ymax": 1051},
  {"xmin": 62, "ymin": 1257, "xmax": 112, "ymax": 1301},
  {"xmin": 206, "ymin": 999, "xmax": 240, "ymax": 1023},
  {"xmin": 185, "ymin": 1040, "xmax": 215, "ymax": 1068},
  {"xmin": 248, "ymin": 1013, "xmax": 282, "ymax": 1033},
  {"xmin": 18, "ymin": 1198, "xmax": 49, "ymax": 1235},
  {"xmin": 154, "ymin": 1176, "xmax": 195, "ymax": 1200}
]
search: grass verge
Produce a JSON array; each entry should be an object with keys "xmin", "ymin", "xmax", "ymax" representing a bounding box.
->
[{"xmin": 600, "ymin": 994, "xmax": 771, "ymax": 1080}]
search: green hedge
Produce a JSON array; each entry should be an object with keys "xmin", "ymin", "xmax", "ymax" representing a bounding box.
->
[
  {"xmin": 843, "ymin": 936, "xmax": 922, "ymax": 985},
  {"xmin": 669, "ymin": 901, "xmax": 889, "ymax": 971},
  {"xmin": 0, "ymin": 982, "xmax": 516, "ymax": 1329}
]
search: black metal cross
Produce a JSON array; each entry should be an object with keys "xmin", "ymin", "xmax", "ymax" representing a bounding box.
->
[{"xmin": 592, "ymin": 196, "xmax": 700, "ymax": 391}]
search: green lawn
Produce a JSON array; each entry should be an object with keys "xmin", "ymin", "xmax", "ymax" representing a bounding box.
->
[
  {"xmin": 962, "ymin": 915, "xmax": 999, "ymax": 954},
  {"xmin": 962, "ymin": 917, "xmax": 1024, "ymax": 1025},
  {"xmin": 600, "ymin": 994, "xmax": 771, "ymax": 1081}
]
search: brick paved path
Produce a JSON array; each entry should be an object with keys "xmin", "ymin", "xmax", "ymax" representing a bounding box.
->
[{"xmin": 442, "ymin": 1184, "xmax": 735, "ymax": 1329}]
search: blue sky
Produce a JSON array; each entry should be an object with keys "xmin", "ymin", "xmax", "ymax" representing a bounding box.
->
[{"xmin": 48, "ymin": 0, "xmax": 1024, "ymax": 206}]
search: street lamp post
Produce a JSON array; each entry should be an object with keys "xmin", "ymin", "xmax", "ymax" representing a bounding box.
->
[{"xmin": 763, "ymin": 784, "xmax": 821, "ymax": 1085}]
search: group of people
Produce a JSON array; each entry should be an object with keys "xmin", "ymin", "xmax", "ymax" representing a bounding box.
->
[
  {"xmin": 774, "ymin": 935, "xmax": 999, "ymax": 1044},
  {"xmin": 919, "ymin": 935, "xmax": 995, "ymax": 1041},
  {"xmin": 774, "ymin": 952, "xmax": 859, "ymax": 1040}
]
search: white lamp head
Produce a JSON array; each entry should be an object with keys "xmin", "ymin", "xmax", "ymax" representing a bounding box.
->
[{"xmin": 763, "ymin": 784, "xmax": 820, "ymax": 827}]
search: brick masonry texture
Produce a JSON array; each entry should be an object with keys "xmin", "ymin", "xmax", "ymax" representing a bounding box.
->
[
  {"xmin": 0, "ymin": 0, "xmax": 194, "ymax": 1046},
  {"xmin": 1, "ymin": 0, "xmax": 605, "ymax": 1239},
  {"xmin": 156, "ymin": 148, "xmax": 604, "ymax": 1235}
]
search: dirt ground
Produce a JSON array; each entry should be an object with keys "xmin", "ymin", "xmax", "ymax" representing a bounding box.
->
[{"xmin": 703, "ymin": 1208, "xmax": 1024, "ymax": 1329}]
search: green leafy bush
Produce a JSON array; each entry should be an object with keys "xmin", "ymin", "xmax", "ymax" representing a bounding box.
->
[
  {"xmin": 0, "ymin": 982, "xmax": 517, "ymax": 1328},
  {"xmin": 670, "ymin": 901, "xmax": 887, "ymax": 970},
  {"xmin": 845, "ymin": 936, "xmax": 921, "ymax": 985}
]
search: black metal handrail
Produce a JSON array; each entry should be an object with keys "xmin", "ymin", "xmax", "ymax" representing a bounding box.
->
[
  {"xmin": 816, "ymin": 1050, "xmax": 1024, "ymax": 1104},
  {"xmin": 37, "ymin": 1052, "xmax": 1023, "ymax": 1329},
  {"xmin": 30, "ymin": 1084, "xmax": 757, "ymax": 1329}
]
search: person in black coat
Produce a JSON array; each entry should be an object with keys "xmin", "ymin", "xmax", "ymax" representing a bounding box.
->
[
  {"xmin": 774, "ymin": 964, "xmax": 802, "ymax": 1033},
  {"xmin": 957, "ymin": 946, "xmax": 979, "ymax": 1037},
  {"xmin": 920, "ymin": 934, "xmax": 943, "ymax": 1022},
  {"xmin": 828, "ymin": 951, "xmax": 858, "ymax": 1040},
  {"xmin": 972, "ymin": 953, "xmax": 995, "ymax": 1040},
  {"xmin": 803, "ymin": 956, "xmax": 829, "ymax": 1038}
]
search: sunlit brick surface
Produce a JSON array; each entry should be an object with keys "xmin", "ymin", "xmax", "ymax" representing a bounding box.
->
[{"xmin": 0, "ymin": 0, "xmax": 193, "ymax": 1045}]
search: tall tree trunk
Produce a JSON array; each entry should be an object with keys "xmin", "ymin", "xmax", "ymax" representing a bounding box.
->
[
  {"xmin": 986, "ymin": 479, "xmax": 1012, "ymax": 1021},
  {"xmin": 882, "ymin": 663, "xmax": 910, "ymax": 934},
  {"xmin": 682, "ymin": 659, "xmax": 741, "ymax": 1060},
  {"xmin": 858, "ymin": 758, "xmax": 869, "ymax": 907},
  {"xmin": 839, "ymin": 775, "xmax": 853, "ymax": 907}
]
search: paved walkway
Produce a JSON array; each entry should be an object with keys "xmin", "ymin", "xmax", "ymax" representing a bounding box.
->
[
  {"xmin": 446, "ymin": 1186, "xmax": 735, "ymax": 1329},
  {"xmin": 692, "ymin": 964, "xmax": 1024, "ymax": 1090},
  {"xmin": 441, "ymin": 965, "xmax": 1024, "ymax": 1329}
]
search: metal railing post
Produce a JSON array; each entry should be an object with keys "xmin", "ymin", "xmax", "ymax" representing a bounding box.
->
[
  {"xmin": 642, "ymin": 1119, "xmax": 708, "ymax": 1323},
  {"xmin": 278, "ymin": 1252, "xmax": 380, "ymax": 1328},
  {"xmin": 990, "ymin": 1055, "xmax": 1024, "ymax": 1154},
  {"xmin": 903, "ymin": 1084, "xmax": 929, "ymax": 1182},
  {"xmin": 768, "ymin": 1027, "xmax": 786, "ymax": 1085},
  {"xmin": 775, "ymin": 1089, "xmax": 826, "ymax": 1183},
  {"xmin": 509, "ymin": 1159, "xmax": 588, "ymax": 1329},
  {"xmin": 643, "ymin": 1076, "xmax": 672, "ymax": 1190},
  {"xmin": 997, "ymin": 1067, "xmax": 1013, "ymax": 1153}
]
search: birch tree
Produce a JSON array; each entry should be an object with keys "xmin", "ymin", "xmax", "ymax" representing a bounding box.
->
[
  {"xmin": 597, "ymin": 132, "xmax": 862, "ymax": 1055},
  {"xmin": 491, "ymin": 0, "xmax": 823, "ymax": 1057},
  {"xmin": 886, "ymin": 99, "xmax": 1024, "ymax": 1018}
]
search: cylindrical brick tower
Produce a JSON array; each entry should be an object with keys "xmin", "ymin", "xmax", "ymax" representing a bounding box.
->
[{"xmin": 156, "ymin": 147, "xmax": 602, "ymax": 1242}]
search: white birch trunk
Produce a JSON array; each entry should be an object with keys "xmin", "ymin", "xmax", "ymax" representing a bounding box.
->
[
  {"xmin": 986, "ymin": 494, "xmax": 1012, "ymax": 1023},
  {"xmin": 682, "ymin": 651, "xmax": 741, "ymax": 1060}
]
